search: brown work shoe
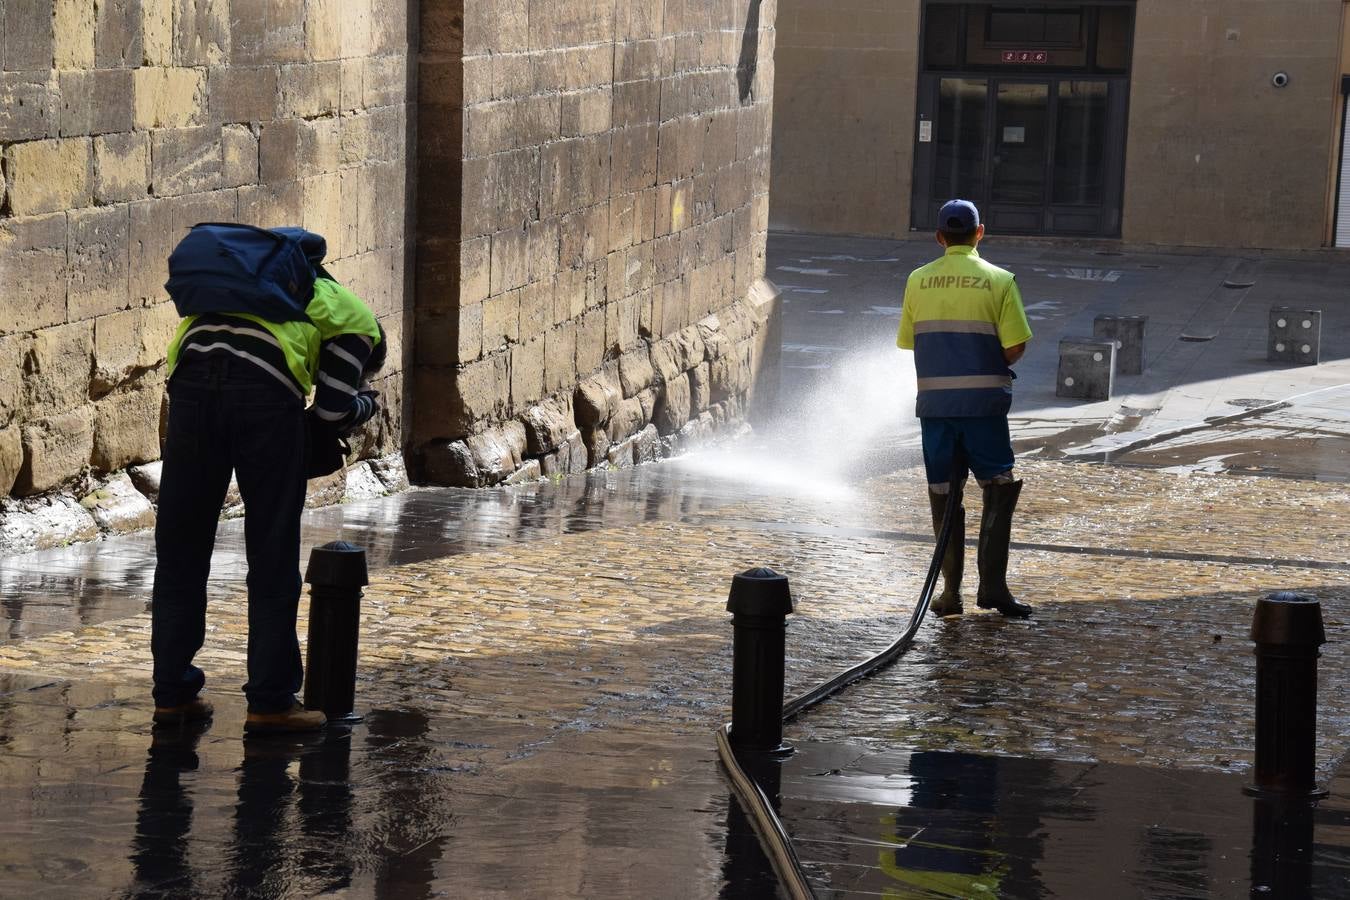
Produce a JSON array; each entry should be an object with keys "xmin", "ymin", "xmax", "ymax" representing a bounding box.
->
[
  {"xmin": 152, "ymin": 698, "xmax": 215, "ymax": 726},
  {"xmin": 244, "ymin": 702, "xmax": 327, "ymax": 735}
]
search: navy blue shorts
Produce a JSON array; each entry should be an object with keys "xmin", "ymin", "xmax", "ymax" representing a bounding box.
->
[{"xmin": 920, "ymin": 416, "xmax": 1014, "ymax": 485}]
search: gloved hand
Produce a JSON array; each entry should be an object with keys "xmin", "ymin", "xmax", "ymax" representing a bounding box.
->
[{"xmin": 338, "ymin": 388, "xmax": 381, "ymax": 437}]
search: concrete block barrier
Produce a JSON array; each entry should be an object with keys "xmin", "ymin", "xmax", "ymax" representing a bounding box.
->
[
  {"xmin": 1056, "ymin": 337, "xmax": 1116, "ymax": 401},
  {"xmin": 1093, "ymin": 314, "xmax": 1147, "ymax": 376},
  {"xmin": 1268, "ymin": 307, "xmax": 1321, "ymax": 365}
]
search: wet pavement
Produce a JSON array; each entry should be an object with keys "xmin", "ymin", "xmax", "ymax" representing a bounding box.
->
[{"xmin": 2, "ymin": 235, "xmax": 1350, "ymax": 896}]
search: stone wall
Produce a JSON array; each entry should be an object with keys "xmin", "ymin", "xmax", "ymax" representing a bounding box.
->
[
  {"xmin": 0, "ymin": 1, "xmax": 413, "ymax": 543},
  {"xmin": 412, "ymin": 0, "xmax": 782, "ymax": 486},
  {"xmin": 770, "ymin": 0, "xmax": 919, "ymax": 238}
]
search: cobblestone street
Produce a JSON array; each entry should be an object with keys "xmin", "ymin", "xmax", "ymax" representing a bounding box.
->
[
  {"xmin": 3, "ymin": 236, "xmax": 1350, "ymax": 897},
  {"xmin": 1, "ymin": 454, "xmax": 1348, "ymax": 897}
]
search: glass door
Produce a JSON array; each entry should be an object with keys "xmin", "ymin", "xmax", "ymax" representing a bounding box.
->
[
  {"xmin": 912, "ymin": 74, "xmax": 1127, "ymax": 236},
  {"xmin": 1048, "ymin": 80, "xmax": 1111, "ymax": 233},
  {"xmin": 987, "ymin": 81, "xmax": 1051, "ymax": 232},
  {"xmin": 934, "ymin": 78, "xmax": 989, "ymax": 205}
]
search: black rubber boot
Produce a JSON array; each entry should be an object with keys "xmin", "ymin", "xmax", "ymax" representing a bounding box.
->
[
  {"xmin": 976, "ymin": 480, "xmax": 1032, "ymax": 618},
  {"xmin": 927, "ymin": 487, "xmax": 964, "ymax": 616}
]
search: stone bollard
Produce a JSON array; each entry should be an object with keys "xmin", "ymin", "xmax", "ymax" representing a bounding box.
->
[
  {"xmin": 303, "ymin": 541, "xmax": 369, "ymax": 723},
  {"xmin": 727, "ymin": 567, "xmax": 794, "ymax": 755},
  {"xmin": 1093, "ymin": 314, "xmax": 1147, "ymax": 376},
  {"xmin": 1245, "ymin": 591, "xmax": 1328, "ymax": 798},
  {"xmin": 1268, "ymin": 307, "xmax": 1321, "ymax": 365},
  {"xmin": 1056, "ymin": 337, "xmax": 1116, "ymax": 401}
]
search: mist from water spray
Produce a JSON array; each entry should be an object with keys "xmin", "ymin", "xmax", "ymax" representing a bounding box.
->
[{"xmin": 672, "ymin": 347, "xmax": 920, "ymax": 499}]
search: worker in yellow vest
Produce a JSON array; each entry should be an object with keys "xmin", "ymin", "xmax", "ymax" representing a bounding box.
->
[
  {"xmin": 897, "ymin": 200, "xmax": 1033, "ymax": 618},
  {"xmin": 151, "ymin": 237, "xmax": 384, "ymax": 733}
]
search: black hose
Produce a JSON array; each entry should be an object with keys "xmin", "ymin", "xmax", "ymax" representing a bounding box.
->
[{"xmin": 715, "ymin": 480, "xmax": 961, "ymax": 898}]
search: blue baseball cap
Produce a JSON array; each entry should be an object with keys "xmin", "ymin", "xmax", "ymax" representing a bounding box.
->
[{"xmin": 938, "ymin": 199, "xmax": 980, "ymax": 232}]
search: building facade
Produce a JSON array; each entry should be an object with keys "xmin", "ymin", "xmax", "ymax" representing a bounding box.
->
[{"xmin": 772, "ymin": 0, "xmax": 1350, "ymax": 251}]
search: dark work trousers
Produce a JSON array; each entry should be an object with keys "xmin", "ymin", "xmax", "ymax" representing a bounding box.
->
[{"xmin": 151, "ymin": 355, "xmax": 307, "ymax": 713}]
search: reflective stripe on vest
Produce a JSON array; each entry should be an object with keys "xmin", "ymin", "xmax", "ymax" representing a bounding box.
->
[{"xmin": 915, "ymin": 374, "xmax": 1013, "ymax": 392}]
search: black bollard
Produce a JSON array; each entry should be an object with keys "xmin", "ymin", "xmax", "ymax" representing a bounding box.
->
[
  {"xmin": 303, "ymin": 541, "xmax": 369, "ymax": 723},
  {"xmin": 1245, "ymin": 591, "xmax": 1328, "ymax": 798},
  {"xmin": 727, "ymin": 567, "xmax": 794, "ymax": 755}
]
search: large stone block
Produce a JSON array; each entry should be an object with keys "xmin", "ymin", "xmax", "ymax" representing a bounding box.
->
[
  {"xmin": 0, "ymin": 425, "xmax": 20, "ymax": 495},
  {"xmin": 613, "ymin": 125, "xmax": 659, "ymax": 195},
  {"xmin": 237, "ymin": 180, "xmax": 305, "ymax": 227},
  {"xmin": 521, "ymin": 397, "xmax": 573, "ymax": 456},
  {"xmin": 653, "ymin": 372, "xmax": 692, "ymax": 433},
  {"xmin": 55, "ymin": 0, "xmax": 96, "ymax": 67},
  {"xmin": 259, "ymin": 119, "xmax": 302, "ymax": 182},
  {"xmin": 461, "ymin": 147, "xmax": 539, "ymax": 238},
  {"xmin": 93, "ymin": 386, "xmax": 164, "ymax": 472},
  {"xmin": 92, "ymin": 304, "xmax": 176, "ymax": 396},
  {"xmin": 17, "ymin": 408, "xmax": 94, "ymax": 495},
  {"xmin": 443, "ymin": 354, "xmax": 510, "ymax": 434},
  {"xmin": 490, "ymin": 226, "xmax": 530, "ymax": 296},
  {"xmin": 95, "ymin": 0, "xmax": 144, "ymax": 66},
  {"xmin": 4, "ymin": 0, "xmax": 55, "ymax": 70},
  {"xmin": 306, "ymin": 0, "xmax": 344, "ymax": 61},
  {"xmin": 482, "ymin": 289, "xmax": 521, "ymax": 350},
  {"xmin": 543, "ymin": 326, "xmax": 578, "ymax": 393},
  {"xmin": 24, "ymin": 321, "xmax": 94, "ymax": 417},
  {"xmin": 575, "ymin": 307, "xmax": 606, "ymax": 375},
  {"xmin": 607, "ymin": 396, "xmax": 646, "ymax": 443},
  {"xmin": 279, "ymin": 61, "xmax": 342, "ymax": 118},
  {"xmin": 151, "ymin": 126, "xmax": 223, "ymax": 197},
  {"xmin": 94, "ymin": 132, "xmax": 151, "ymax": 203},
  {"xmin": 0, "ymin": 74, "xmax": 61, "ymax": 142},
  {"xmin": 574, "ymin": 374, "xmax": 619, "ymax": 429},
  {"xmin": 364, "ymin": 55, "xmax": 408, "ymax": 108},
  {"xmin": 142, "ymin": 0, "xmax": 174, "ymax": 65},
  {"xmin": 299, "ymin": 117, "xmax": 342, "ymax": 179},
  {"xmin": 463, "ymin": 0, "xmax": 526, "ymax": 55},
  {"xmin": 613, "ymin": 78, "xmax": 660, "ymax": 128},
  {"xmin": 133, "ymin": 67, "xmax": 207, "ymax": 128},
  {"xmin": 221, "ymin": 124, "xmax": 260, "ymax": 188},
  {"xmin": 58, "ymin": 70, "xmax": 135, "ymax": 136},
  {"xmin": 68, "ymin": 205, "xmax": 132, "ymax": 322},
  {"xmin": 0, "ymin": 335, "xmax": 25, "ymax": 427},
  {"xmin": 230, "ymin": 0, "xmax": 307, "ymax": 65},
  {"xmin": 4, "ymin": 138, "xmax": 93, "ymax": 216},
  {"xmin": 528, "ymin": 0, "xmax": 614, "ymax": 49},
  {"xmin": 174, "ymin": 0, "xmax": 231, "ymax": 64},
  {"xmin": 466, "ymin": 427, "xmax": 520, "ymax": 485},
  {"xmin": 618, "ymin": 347, "xmax": 654, "ymax": 397},
  {"xmin": 80, "ymin": 472, "xmax": 156, "ymax": 535},
  {"xmin": 529, "ymin": 46, "xmax": 606, "ymax": 94},
  {"xmin": 421, "ymin": 439, "xmax": 479, "ymax": 487},
  {"xmin": 510, "ymin": 336, "xmax": 545, "ymax": 409},
  {"xmin": 541, "ymin": 135, "xmax": 611, "ymax": 218},
  {"xmin": 208, "ymin": 65, "xmax": 279, "ymax": 124},
  {"xmin": 0, "ymin": 213, "xmax": 68, "ymax": 334},
  {"xmin": 606, "ymin": 292, "xmax": 641, "ymax": 354},
  {"xmin": 560, "ymin": 87, "xmax": 612, "ymax": 137},
  {"xmin": 559, "ymin": 203, "xmax": 609, "ymax": 270}
]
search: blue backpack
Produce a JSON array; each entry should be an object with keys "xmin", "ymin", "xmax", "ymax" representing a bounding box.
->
[{"xmin": 165, "ymin": 223, "xmax": 329, "ymax": 324}]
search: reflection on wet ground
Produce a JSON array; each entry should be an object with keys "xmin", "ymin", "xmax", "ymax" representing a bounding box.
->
[{"xmin": 746, "ymin": 742, "xmax": 1350, "ymax": 898}]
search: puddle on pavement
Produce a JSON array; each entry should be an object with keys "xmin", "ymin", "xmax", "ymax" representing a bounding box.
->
[
  {"xmin": 1119, "ymin": 433, "xmax": 1350, "ymax": 482},
  {"xmin": 732, "ymin": 743, "xmax": 1350, "ymax": 898}
]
